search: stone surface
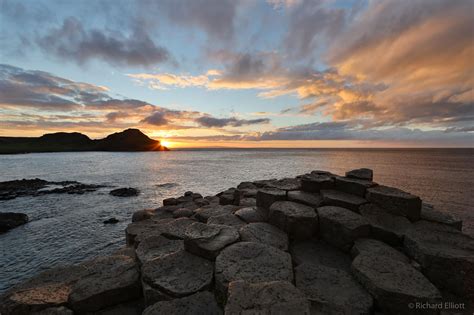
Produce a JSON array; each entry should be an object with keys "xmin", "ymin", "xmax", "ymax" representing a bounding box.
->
[
  {"xmin": 0, "ymin": 212, "xmax": 29, "ymax": 233},
  {"xmin": 269, "ymin": 201, "xmax": 317, "ymax": 240},
  {"xmin": 215, "ymin": 242, "xmax": 293, "ymax": 299},
  {"xmin": 265, "ymin": 178, "xmax": 302, "ymax": 191},
  {"xmin": 421, "ymin": 203, "xmax": 462, "ymax": 230},
  {"xmin": 290, "ymin": 239, "xmax": 352, "ymax": 271},
  {"xmin": 359, "ymin": 203, "xmax": 412, "ymax": 245},
  {"xmin": 131, "ymin": 209, "xmax": 155, "ymax": 222},
  {"xmin": 287, "ymin": 190, "xmax": 322, "ymax": 207},
  {"xmin": 321, "ymin": 189, "xmax": 367, "ymax": 212},
  {"xmin": 366, "ymin": 185, "xmax": 422, "ymax": 221},
  {"xmin": 90, "ymin": 299, "xmax": 143, "ymax": 315},
  {"xmin": 142, "ymin": 250, "xmax": 214, "ymax": 298},
  {"xmin": 256, "ymin": 188, "xmax": 286, "ymax": 210},
  {"xmin": 172, "ymin": 208, "xmax": 194, "ymax": 218},
  {"xmin": 295, "ymin": 263, "xmax": 373, "ymax": 314},
  {"xmin": 219, "ymin": 188, "xmax": 237, "ymax": 206},
  {"xmin": 318, "ymin": 206, "xmax": 370, "ymax": 251},
  {"xmin": 239, "ymin": 222, "xmax": 288, "ymax": 251},
  {"xmin": 109, "ymin": 187, "xmax": 139, "ymax": 197},
  {"xmin": 68, "ymin": 255, "xmax": 141, "ymax": 313},
  {"xmin": 300, "ymin": 174, "xmax": 334, "ymax": 192},
  {"xmin": 143, "ymin": 291, "xmax": 221, "ymax": 315},
  {"xmin": 351, "ymin": 255, "xmax": 441, "ymax": 315},
  {"xmin": 193, "ymin": 205, "xmax": 239, "ymax": 222},
  {"xmin": 404, "ymin": 221, "xmax": 474, "ymax": 299},
  {"xmin": 238, "ymin": 197, "xmax": 256, "ymax": 207},
  {"xmin": 351, "ymin": 238, "xmax": 410, "ymax": 263},
  {"xmin": 125, "ymin": 220, "xmax": 164, "ymax": 246},
  {"xmin": 334, "ymin": 176, "xmax": 376, "ymax": 197},
  {"xmin": 345, "ymin": 168, "xmax": 373, "ymax": 181},
  {"xmin": 31, "ymin": 306, "xmax": 74, "ymax": 315},
  {"xmin": 160, "ymin": 217, "xmax": 196, "ymax": 239},
  {"xmin": 207, "ymin": 214, "xmax": 246, "ymax": 228},
  {"xmin": 234, "ymin": 206, "xmax": 266, "ymax": 223},
  {"xmin": 135, "ymin": 235, "xmax": 184, "ymax": 264},
  {"xmin": 225, "ymin": 281, "xmax": 310, "ymax": 315},
  {"xmin": 184, "ymin": 222, "xmax": 240, "ymax": 260},
  {"xmin": 163, "ymin": 197, "xmax": 178, "ymax": 206}
]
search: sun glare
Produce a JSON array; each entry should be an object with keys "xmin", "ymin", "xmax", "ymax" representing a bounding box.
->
[{"xmin": 161, "ymin": 140, "xmax": 172, "ymax": 148}]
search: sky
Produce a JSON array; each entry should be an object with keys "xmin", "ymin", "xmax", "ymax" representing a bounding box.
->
[{"xmin": 0, "ymin": 0, "xmax": 473, "ymax": 148}]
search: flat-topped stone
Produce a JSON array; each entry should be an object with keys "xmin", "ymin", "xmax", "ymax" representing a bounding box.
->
[
  {"xmin": 131, "ymin": 209, "xmax": 156, "ymax": 222},
  {"xmin": 265, "ymin": 178, "xmax": 302, "ymax": 191},
  {"xmin": 317, "ymin": 206, "xmax": 370, "ymax": 251},
  {"xmin": 351, "ymin": 238, "xmax": 410, "ymax": 263},
  {"xmin": 287, "ymin": 190, "xmax": 322, "ymax": 207},
  {"xmin": 125, "ymin": 220, "xmax": 166, "ymax": 246},
  {"xmin": 239, "ymin": 222, "xmax": 288, "ymax": 251},
  {"xmin": 160, "ymin": 217, "xmax": 196, "ymax": 239},
  {"xmin": 421, "ymin": 203, "xmax": 462, "ymax": 230},
  {"xmin": 172, "ymin": 208, "xmax": 194, "ymax": 218},
  {"xmin": 290, "ymin": 239, "xmax": 352, "ymax": 271},
  {"xmin": 238, "ymin": 197, "xmax": 256, "ymax": 207},
  {"xmin": 207, "ymin": 214, "xmax": 246, "ymax": 228},
  {"xmin": 346, "ymin": 168, "xmax": 373, "ymax": 181},
  {"xmin": 359, "ymin": 203, "xmax": 412, "ymax": 245},
  {"xmin": 321, "ymin": 189, "xmax": 367, "ymax": 212},
  {"xmin": 334, "ymin": 176, "xmax": 376, "ymax": 197},
  {"xmin": 141, "ymin": 250, "xmax": 213, "ymax": 299},
  {"xmin": 256, "ymin": 188, "xmax": 286, "ymax": 209},
  {"xmin": 366, "ymin": 185, "xmax": 422, "ymax": 221},
  {"xmin": 351, "ymin": 255, "xmax": 441, "ymax": 315},
  {"xmin": 225, "ymin": 281, "xmax": 310, "ymax": 315},
  {"xmin": 215, "ymin": 242, "xmax": 293, "ymax": 299},
  {"xmin": 219, "ymin": 188, "xmax": 238, "ymax": 206},
  {"xmin": 269, "ymin": 201, "xmax": 318, "ymax": 240},
  {"xmin": 300, "ymin": 174, "xmax": 334, "ymax": 192},
  {"xmin": 404, "ymin": 221, "xmax": 474, "ymax": 298},
  {"xmin": 135, "ymin": 235, "xmax": 184, "ymax": 264},
  {"xmin": 193, "ymin": 205, "xmax": 239, "ymax": 222},
  {"xmin": 184, "ymin": 222, "xmax": 240, "ymax": 260},
  {"xmin": 142, "ymin": 291, "xmax": 222, "ymax": 315},
  {"xmin": 234, "ymin": 206, "xmax": 266, "ymax": 223},
  {"xmin": 295, "ymin": 263, "xmax": 373, "ymax": 314}
]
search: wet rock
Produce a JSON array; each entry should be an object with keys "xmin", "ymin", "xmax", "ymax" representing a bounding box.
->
[
  {"xmin": 345, "ymin": 168, "xmax": 373, "ymax": 181},
  {"xmin": 403, "ymin": 221, "xmax": 474, "ymax": 298},
  {"xmin": 193, "ymin": 205, "xmax": 239, "ymax": 222},
  {"xmin": 163, "ymin": 197, "xmax": 178, "ymax": 206},
  {"xmin": 421, "ymin": 203, "xmax": 462, "ymax": 230},
  {"xmin": 269, "ymin": 201, "xmax": 317, "ymax": 240},
  {"xmin": 290, "ymin": 239, "xmax": 352, "ymax": 271},
  {"xmin": 172, "ymin": 208, "xmax": 194, "ymax": 218},
  {"xmin": 256, "ymin": 188, "xmax": 286, "ymax": 210},
  {"xmin": 207, "ymin": 214, "xmax": 246, "ymax": 228},
  {"xmin": 351, "ymin": 254, "xmax": 441, "ymax": 315},
  {"xmin": 359, "ymin": 203, "xmax": 412, "ymax": 245},
  {"xmin": 366, "ymin": 185, "xmax": 422, "ymax": 221},
  {"xmin": 135, "ymin": 235, "xmax": 184, "ymax": 264},
  {"xmin": 295, "ymin": 263, "xmax": 373, "ymax": 314},
  {"xmin": 318, "ymin": 206, "xmax": 370, "ymax": 251},
  {"xmin": 68, "ymin": 255, "xmax": 141, "ymax": 313},
  {"xmin": 215, "ymin": 242, "xmax": 293, "ymax": 299},
  {"xmin": 351, "ymin": 238, "xmax": 410, "ymax": 263},
  {"xmin": 110, "ymin": 187, "xmax": 139, "ymax": 197},
  {"xmin": 321, "ymin": 189, "xmax": 367, "ymax": 212},
  {"xmin": 184, "ymin": 222, "xmax": 240, "ymax": 260},
  {"xmin": 141, "ymin": 250, "xmax": 214, "ymax": 299},
  {"xmin": 160, "ymin": 217, "xmax": 196, "ymax": 239},
  {"xmin": 266, "ymin": 178, "xmax": 302, "ymax": 191},
  {"xmin": 300, "ymin": 174, "xmax": 334, "ymax": 193},
  {"xmin": 225, "ymin": 281, "xmax": 310, "ymax": 315},
  {"xmin": 143, "ymin": 291, "xmax": 222, "ymax": 315},
  {"xmin": 234, "ymin": 206, "xmax": 266, "ymax": 223},
  {"xmin": 131, "ymin": 209, "xmax": 155, "ymax": 222},
  {"xmin": 287, "ymin": 190, "xmax": 322, "ymax": 207},
  {"xmin": 103, "ymin": 217, "xmax": 119, "ymax": 224},
  {"xmin": 238, "ymin": 197, "xmax": 256, "ymax": 207},
  {"xmin": 0, "ymin": 212, "xmax": 29, "ymax": 233},
  {"xmin": 334, "ymin": 176, "xmax": 377, "ymax": 197},
  {"xmin": 239, "ymin": 222, "xmax": 288, "ymax": 251}
]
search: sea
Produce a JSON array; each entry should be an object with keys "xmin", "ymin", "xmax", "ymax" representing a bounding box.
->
[{"xmin": 0, "ymin": 148, "xmax": 473, "ymax": 293}]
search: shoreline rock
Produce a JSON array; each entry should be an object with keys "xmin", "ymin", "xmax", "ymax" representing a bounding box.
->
[{"xmin": 0, "ymin": 212, "xmax": 29, "ymax": 233}]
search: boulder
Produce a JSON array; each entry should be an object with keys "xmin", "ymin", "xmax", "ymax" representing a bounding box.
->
[
  {"xmin": 295, "ymin": 263, "xmax": 373, "ymax": 314},
  {"xmin": 219, "ymin": 188, "xmax": 237, "ymax": 206},
  {"xmin": 141, "ymin": 250, "xmax": 214, "ymax": 299},
  {"xmin": 238, "ymin": 197, "xmax": 256, "ymax": 207},
  {"xmin": 403, "ymin": 221, "xmax": 474, "ymax": 299},
  {"xmin": 287, "ymin": 191, "xmax": 322, "ymax": 207},
  {"xmin": 234, "ymin": 206, "xmax": 266, "ymax": 223},
  {"xmin": 215, "ymin": 242, "xmax": 293, "ymax": 299},
  {"xmin": 68, "ymin": 255, "xmax": 141, "ymax": 313},
  {"xmin": 366, "ymin": 185, "xmax": 422, "ymax": 221},
  {"xmin": 351, "ymin": 255, "xmax": 441, "ymax": 315},
  {"xmin": 109, "ymin": 187, "xmax": 139, "ymax": 197},
  {"xmin": 421, "ymin": 203, "xmax": 462, "ymax": 230},
  {"xmin": 193, "ymin": 205, "xmax": 239, "ymax": 222},
  {"xmin": 265, "ymin": 178, "xmax": 302, "ymax": 191},
  {"xmin": 334, "ymin": 176, "xmax": 377, "ymax": 197},
  {"xmin": 345, "ymin": 168, "xmax": 373, "ymax": 181},
  {"xmin": 351, "ymin": 238, "xmax": 410, "ymax": 263},
  {"xmin": 103, "ymin": 217, "xmax": 119, "ymax": 224},
  {"xmin": 300, "ymin": 174, "xmax": 334, "ymax": 192},
  {"xmin": 131, "ymin": 209, "xmax": 155, "ymax": 222},
  {"xmin": 135, "ymin": 235, "xmax": 184, "ymax": 264},
  {"xmin": 163, "ymin": 197, "xmax": 178, "ymax": 206},
  {"xmin": 269, "ymin": 201, "xmax": 317, "ymax": 240},
  {"xmin": 225, "ymin": 281, "xmax": 310, "ymax": 315},
  {"xmin": 0, "ymin": 212, "xmax": 29, "ymax": 233},
  {"xmin": 239, "ymin": 222, "xmax": 288, "ymax": 251},
  {"xmin": 290, "ymin": 239, "xmax": 352, "ymax": 271},
  {"xmin": 321, "ymin": 189, "xmax": 367, "ymax": 212},
  {"xmin": 125, "ymin": 220, "xmax": 166, "ymax": 246},
  {"xmin": 160, "ymin": 217, "xmax": 196, "ymax": 239},
  {"xmin": 172, "ymin": 208, "xmax": 194, "ymax": 218},
  {"xmin": 143, "ymin": 291, "xmax": 222, "ymax": 315},
  {"xmin": 184, "ymin": 223, "xmax": 240, "ymax": 260},
  {"xmin": 207, "ymin": 214, "xmax": 246, "ymax": 228},
  {"xmin": 317, "ymin": 206, "xmax": 370, "ymax": 251},
  {"xmin": 359, "ymin": 203, "xmax": 412, "ymax": 245},
  {"xmin": 256, "ymin": 188, "xmax": 286, "ymax": 210},
  {"xmin": 153, "ymin": 206, "xmax": 178, "ymax": 220}
]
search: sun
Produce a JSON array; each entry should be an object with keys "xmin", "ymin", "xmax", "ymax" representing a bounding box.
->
[{"xmin": 161, "ymin": 140, "xmax": 172, "ymax": 148}]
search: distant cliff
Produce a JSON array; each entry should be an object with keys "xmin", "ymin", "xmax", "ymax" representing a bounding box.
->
[{"xmin": 0, "ymin": 129, "xmax": 169, "ymax": 154}]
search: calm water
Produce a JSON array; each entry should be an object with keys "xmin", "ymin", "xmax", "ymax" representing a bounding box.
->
[{"xmin": 0, "ymin": 149, "xmax": 473, "ymax": 293}]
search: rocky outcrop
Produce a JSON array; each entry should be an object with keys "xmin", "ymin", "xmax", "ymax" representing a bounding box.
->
[
  {"xmin": 239, "ymin": 222, "xmax": 288, "ymax": 251},
  {"xmin": 345, "ymin": 168, "xmax": 373, "ymax": 181},
  {"xmin": 110, "ymin": 187, "xmax": 139, "ymax": 197},
  {"xmin": 0, "ymin": 212, "xmax": 29, "ymax": 233},
  {"xmin": 366, "ymin": 185, "xmax": 422, "ymax": 221},
  {"xmin": 321, "ymin": 189, "xmax": 367, "ymax": 211},
  {"xmin": 143, "ymin": 291, "xmax": 221, "ymax": 315},
  {"xmin": 269, "ymin": 201, "xmax": 318, "ymax": 240}
]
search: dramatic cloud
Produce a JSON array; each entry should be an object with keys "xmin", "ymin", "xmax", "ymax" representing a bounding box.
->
[{"xmin": 195, "ymin": 116, "xmax": 270, "ymax": 128}]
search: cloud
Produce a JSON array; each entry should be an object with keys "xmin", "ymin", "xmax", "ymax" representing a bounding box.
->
[{"xmin": 195, "ymin": 116, "xmax": 270, "ymax": 128}]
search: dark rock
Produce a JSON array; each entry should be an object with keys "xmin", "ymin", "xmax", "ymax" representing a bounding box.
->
[
  {"xmin": 290, "ymin": 239, "xmax": 352, "ymax": 271},
  {"xmin": 345, "ymin": 168, "xmax": 373, "ymax": 181},
  {"xmin": 141, "ymin": 250, "xmax": 214, "ymax": 298},
  {"xmin": 153, "ymin": 205, "xmax": 178, "ymax": 220},
  {"xmin": 421, "ymin": 203, "xmax": 462, "ymax": 230},
  {"xmin": 351, "ymin": 255, "xmax": 441, "ymax": 315},
  {"xmin": 31, "ymin": 306, "xmax": 74, "ymax": 314},
  {"xmin": 194, "ymin": 198, "xmax": 209, "ymax": 207},
  {"xmin": 265, "ymin": 178, "xmax": 302, "ymax": 191},
  {"xmin": 269, "ymin": 201, "xmax": 317, "ymax": 240},
  {"xmin": 112, "ymin": 246, "xmax": 136, "ymax": 259},
  {"xmin": 239, "ymin": 222, "xmax": 288, "ymax": 251},
  {"xmin": 131, "ymin": 209, "xmax": 155, "ymax": 222},
  {"xmin": 125, "ymin": 220, "xmax": 166, "ymax": 246},
  {"xmin": 300, "ymin": 174, "xmax": 334, "ymax": 193},
  {"xmin": 256, "ymin": 188, "xmax": 286, "ymax": 210},
  {"xmin": 295, "ymin": 263, "xmax": 373, "ymax": 314},
  {"xmin": 184, "ymin": 191, "xmax": 193, "ymax": 196},
  {"xmin": 0, "ymin": 212, "xmax": 29, "ymax": 233},
  {"xmin": 163, "ymin": 198, "xmax": 178, "ymax": 206},
  {"xmin": 89, "ymin": 299, "xmax": 143, "ymax": 315},
  {"xmin": 234, "ymin": 206, "xmax": 266, "ymax": 223},
  {"xmin": 193, "ymin": 205, "xmax": 239, "ymax": 222},
  {"xmin": 366, "ymin": 185, "xmax": 422, "ymax": 221},
  {"xmin": 135, "ymin": 235, "xmax": 184, "ymax": 264},
  {"xmin": 207, "ymin": 214, "xmax": 246, "ymax": 228},
  {"xmin": 317, "ymin": 206, "xmax": 370, "ymax": 252},
  {"xmin": 321, "ymin": 189, "xmax": 367, "ymax": 212},
  {"xmin": 225, "ymin": 281, "xmax": 310, "ymax": 315},
  {"xmin": 142, "ymin": 291, "xmax": 222, "ymax": 315},
  {"xmin": 215, "ymin": 242, "xmax": 293, "ymax": 299},
  {"xmin": 238, "ymin": 197, "xmax": 256, "ymax": 207},
  {"xmin": 334, "ymin": 176, "xmax": 377, "ymax": 197},
  {"xmin": 110, "ymin": 187, "xmax": 139, "ymax": 197},
  {"xmin": 287, "ymin": 190, "xmax": 322, "ymax": 207},
  {"xmin": 103, "ymin": 217, "xmax": 119, "ymax": 224},
  {"xmin": 351, "ymin": 238, "xmax": 410, "ymax": 263},
  {"xmin": 184, "ymin": 222, "xmax": 240, "ymax": 260},
  {"xmin": 172, "ymin": 208, "xmax": 194, "ymax": 218},
  {"xmin": 192, "ymin": 193, "xmax": 203, "ymax": 200},
  {"xmin": 160, "ymin": 217, "xmax": 196, "ymax": 239}
]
